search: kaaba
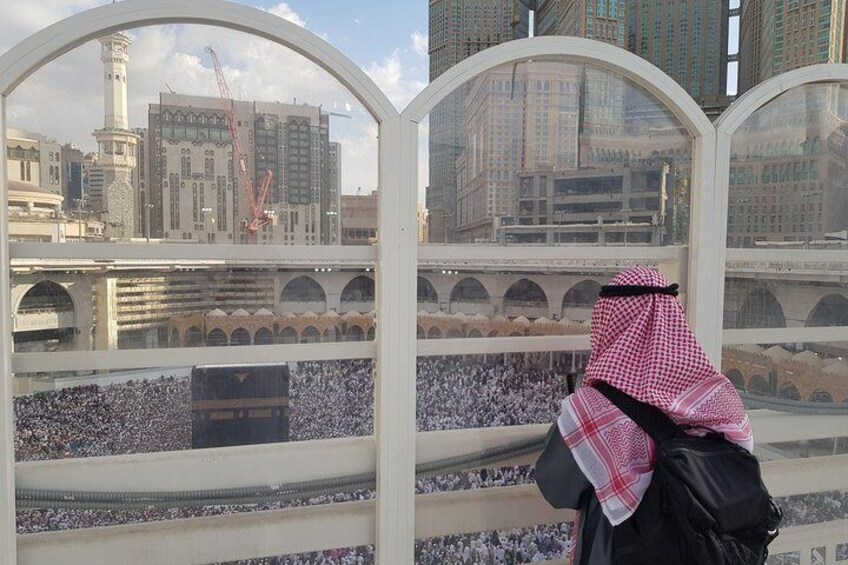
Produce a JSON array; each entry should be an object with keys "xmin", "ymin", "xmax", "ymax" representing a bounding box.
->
[{"xmin": 191, "ymin": 364, "xmax": 291, "ymax": 449}]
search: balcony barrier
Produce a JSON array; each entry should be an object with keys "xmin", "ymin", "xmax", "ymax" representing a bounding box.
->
[{"xmin": 2, "ymin": 1, "xmax": 848, "ymax": 563}]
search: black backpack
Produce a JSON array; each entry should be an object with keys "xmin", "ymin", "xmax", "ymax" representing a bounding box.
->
[{"xmin": 594, "ymin": 382, "xmax": 783, "ymax": 565}]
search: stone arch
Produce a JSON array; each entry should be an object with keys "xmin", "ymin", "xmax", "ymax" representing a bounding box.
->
[
  {"xmin": 341, "ymin": 276, "xmax": 375, "ymax": 312},
  {"xmin": 468, "ymin": 328, "xmax": 483, "ymax": 338},
  {"xmin": 231, "ymin": 327, "xmax": 251, "ymax": 346},
  {"xmin": 562, "ymin": 280, "xmax": 602, "ymax": 321},
  {"xmin": 809, "ymin": 389, "xmax": 834, "ymax": 403},
  {"xmin": 446, "ymin": 328, "xmax": 463, "ymax": 338},
  {"xmin": 279, "ymin": 327, "xmax": 298, "ymax": 344},
  {"xmin": 725, "ymin": 369, "xmax": 745, "ymax": 392},
  {"xmin": 323, "ymin": 326, "xmax": 341, "ymax": 342},
  {"xmin": 488, "ymin": 330, "xmax": 499, "ymax": 337},
  {"xmin": 417, "ymin": 326, "xmax": 425, "ymax": 339},
  {"xmin": 346, "ymin": 325, "xmax": 365, "ymax": 341},
  {"xmin": 417, "ymin": 277, "xmax": 439, "ymax": 311},
  {"xmin": 207, "ymin": 328, "xmax": 228, "ymax": 347},
  {"xmin": 806, "ymin": 294, "xmax": 848, "ymax": 327},
  {"xmin": 254, "ymin": 327, "xmax": 274, "ymax": 345},
  {"xmin": 504, "ymin": 278, "xmax": 549, "ymax": 318},
  {"xmin": 748, "ymin": 374, "xmax": 770, "ymax": 396},
  {"xmin": 16, "ymin": 280, "xmax": 75, "ymax": 317},
  {"xmin": 301, "ymin": 326, "xmax": 320, "ymax": 343},
  {"xmin": 736, "ymin": 288, "xmax": 786, "ymax": 329},
  {"xmin": 169, "ymin": 327, "xmax": 180, "ymax": 347},
  {"xmin": 280, "ymin": 276, "xmax": 327, "ymax": 313},
  {"xmin": 449, "ymin": 277, "xmax": 491, "ymax": 315},
  {"xmin": 367, "ymin": 326, "xmax": 376, "ymax": 341},
  {"xmin": 427, "ymin": 327, "xmax": 442, "ymax": 339},
  {"xmin": 186, "ymin": 326, "xmax": 204, "ymax": 347},
  {"xmin": 778, "ymin": 383, "xmax": 801, "ymax": 401},
  {"xmin": 563, "ymin": 280, "xmax": 602, "ymax": 309}
]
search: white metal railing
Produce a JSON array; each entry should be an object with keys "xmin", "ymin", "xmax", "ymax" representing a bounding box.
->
[
  {"xmin": 13, "ymin": 420, "xmax": 848, "ymax": 563},
  {"xmin": 17, "ymin": 491, "xmax": 847, "ymax": 565},
  {"xmin": 1, "ymin": 2, "xmax": 848, "ymax": 563},
  {"xmin": 15, "ymin": 415, "xmax": 848, "ymax": 493}
]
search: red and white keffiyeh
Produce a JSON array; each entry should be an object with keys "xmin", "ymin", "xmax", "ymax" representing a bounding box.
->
[{"xmin": 557, "ymin": 267, "xmax": 754, "ymax": 526}]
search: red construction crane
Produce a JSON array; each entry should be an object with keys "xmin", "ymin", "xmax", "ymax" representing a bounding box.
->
[{"xmin": 205, "ymin": 47, "xmax": 274, "ymax": 236}]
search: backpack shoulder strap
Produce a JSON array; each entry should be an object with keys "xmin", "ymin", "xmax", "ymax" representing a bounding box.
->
[{"xmin": 593, "ymin": 381, "xmax": 681, "ymax": 443}]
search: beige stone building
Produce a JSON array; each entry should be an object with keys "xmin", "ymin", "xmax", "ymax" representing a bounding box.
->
[
  {"xmin": 148, "ymin": 94, "xmax": 339, "ymax": 245},
  {"xmin": 727, "ymin": 83, "xmax": 848, "ymax": 247},
  {"xmin": 6, "ymin": 128, "xmax": 63, "ymax": 194},
  {"xmin": 7, "ymin": 179, "xmax": 104, "ymax": 243},
  {"xmin": 341, "ymin": 191, "xmax": 378, "ymax": 245}
]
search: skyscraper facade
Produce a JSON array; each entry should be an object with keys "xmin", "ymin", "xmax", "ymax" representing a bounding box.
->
[
  {"xmin": 535, "ymin": 0, "xmax": 627, "ymax": 45},
  {"xmin": 427, "ymin": 0, "xmax": 529, "ymax": 242},
  {"xmin": 727, "ymin": 83, "xmax": 848, "ymax": 247},
  {"xmin": 627, "ymin": 0, "xmax": 731, "ymax": 117},
  {"xmin": 61, "ymin": 144, "xmax": 84, "ymax": 208},
  {"xmin": 455, "ymin": 61, "xmax": 582, "ymax": 242},
  {"xmin": 739, "ymin": 0, "xmax": 848, "ymax": 94},
  {"xmin": 131, "ymin": 127, "xmax": 150, "ymax": 238},
  {"xmin": 324, "ymin": 142, "xmax": 342, "ymax": 245}
]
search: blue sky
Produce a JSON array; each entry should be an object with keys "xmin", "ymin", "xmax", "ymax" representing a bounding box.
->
[{"xmin": 272, "ymin": 0, "xmax": 428, "ymax": 71}]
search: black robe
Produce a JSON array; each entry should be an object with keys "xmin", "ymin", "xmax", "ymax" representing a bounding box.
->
[{"xmin": 536, "ymin": 423, "xmax": 614, "ymax": 565}]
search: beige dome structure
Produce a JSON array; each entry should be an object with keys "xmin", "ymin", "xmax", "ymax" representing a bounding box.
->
[
  {"xmin": 738, "ymin": 344, "xmax": 765, "ymax": 355},
  {"xmin": 823, "ymin": 363, "xmax": 848, "ymax": 377},
  {"xmin": 764, "ymin": 346, "xmax": 793, "ymax": 362},
  {"xmin": 793, "ymin": 350, "xmax": 822, "ymax": 367},
  {"xmin": 7, "ymin": 179, "xmax": 103, "ymax": 242}
]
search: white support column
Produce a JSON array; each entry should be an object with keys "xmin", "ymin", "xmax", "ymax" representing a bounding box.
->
[
  {"xmin": 800, "ymin": 547, "xmax": 813, "ymax": 565},
  {"xmin": 0, "ymin": 95, "xmax": 18, "ymax": 564},
  {"xmin": 686, "ymin": 131, "xmax": 724, "ymax": 365},
  {"xmin": 375, "ymin": 115, "xmax": 417, "ymax": 564}
]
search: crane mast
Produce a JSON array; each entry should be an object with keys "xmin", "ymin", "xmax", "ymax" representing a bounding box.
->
[{"xmin": 205, "ymin": 47, "xmax": 274, "ymax": 237}]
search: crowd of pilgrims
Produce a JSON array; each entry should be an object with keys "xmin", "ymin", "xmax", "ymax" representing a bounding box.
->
[
  {"xmin": 12, "ymin": 359, "xmax": 848, "ymax": 563},
  {"xmin": 219, "ymin": 524, "xmax": 573, "ymax": 565}
]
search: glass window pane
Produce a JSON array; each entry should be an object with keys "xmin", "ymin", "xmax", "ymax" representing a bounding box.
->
[
  {"xmin": 421, "ymin": 61, "xmax": 692, "ymax": 247},
  {"xmin": 15, "ymin": 359, "xmax": 374, "ymax": 533},
  {"xmin": 6, "ymin": 26, "xmax": 375, "ymax": 247},
  {"xmin": 727, "ymin": 83, "xmax": 848, "ymax": 249}
]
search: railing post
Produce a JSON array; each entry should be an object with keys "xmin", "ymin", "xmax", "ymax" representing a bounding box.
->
[
  {"xmin": 375, "ymin": 116, "xmax": 418, "ymax": 563},
  {"xmin": 687, "ymin": 130, "xmax": 724, "ymax": 365},
  {"xmin": 0, "ymin": 94, "xmax": 18, "ymax": 564}
]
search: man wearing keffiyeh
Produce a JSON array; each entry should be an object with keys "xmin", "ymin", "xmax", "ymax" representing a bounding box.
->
[{"xmin": 535, "ymin": 267, "xmax": 753, "ymax": 565}]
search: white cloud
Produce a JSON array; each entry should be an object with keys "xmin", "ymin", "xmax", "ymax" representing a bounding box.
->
[
  {"xmin": 267, "ymin": 2, "xmax": 307, "ymax": 27},
  {"xmin": 0, "ymin": 0, "xmax": 102, "ymax": 53},
  {"xmin": 364, "ymin": 49, "xmax": 427, "ymax": 110},
  {"xmin": 411, "ymin": 31, "xmax": 428, "ymax": 58},
  {"xmin": 0, "ymin": 1, "xmax": 436, "ymax": 196}
]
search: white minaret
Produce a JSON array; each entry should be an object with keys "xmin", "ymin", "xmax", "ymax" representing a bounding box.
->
[{"xmin": 92, "ymin": 33, "xmax": 139, "ymax": 238}]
